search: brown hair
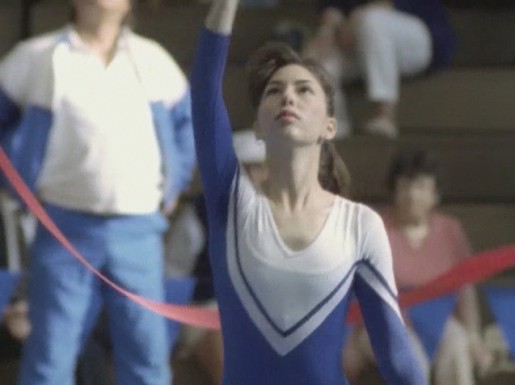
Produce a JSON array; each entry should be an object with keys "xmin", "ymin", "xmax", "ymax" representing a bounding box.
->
[
  {"xmin": 386, "ymin": 148, "xmax": 441, "ymax": 194},
  {"xmin": 246, "ymin": 41, "xmax": 334, "ymax": 115},
  {"xmin": 319, "ymin": 141, "xmax": 351, "ymax": 197},
  {"xmin": 246, "ymin": 42, "xmax": 351, "ymax": 197}
]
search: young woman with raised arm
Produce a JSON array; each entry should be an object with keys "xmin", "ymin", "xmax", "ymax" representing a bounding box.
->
[{"xmin": 190, "ymin": 1, "xmax": 426, "ymax": 383}]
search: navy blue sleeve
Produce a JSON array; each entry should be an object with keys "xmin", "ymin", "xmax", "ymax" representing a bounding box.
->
[
  {"xmin": 354, "ymin": 207, "xmax": 426, "ymax": 385},
  {"xmin": 190, "ymin": 28, "xmax": 238, "ymax": 210},
  {"xmin": 354, "ymin": 276, "xmax": 426, "ymax": 385},
  {"xmin": 0, "ymin": 88, "xmax": 21, "ymax": 142}
]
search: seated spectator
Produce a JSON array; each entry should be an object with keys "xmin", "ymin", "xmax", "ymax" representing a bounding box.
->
[
  {"xmin": 0, "ymin": 296, "xmax": 110, "ymax": 385},
  {"xmin": 479, "ymin": 323, "xmax": 515, "ymax": 380},
  {"xmin": 304, "ymin": 0, "xmax": 456, "ymax": 137},
  {"xmin": 0, "ymin": 300, "xmax": 30, "ymax": 364},
  {"xmin": 0, "ymin": 201, "xmax": 111, "ymax": 385},
  {"xmin": 342, "ymin": 149, "xmax": 493, "ymax": 385}
]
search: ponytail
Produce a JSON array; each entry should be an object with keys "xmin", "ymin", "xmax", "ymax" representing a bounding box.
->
[{"xmin": 318, "ymin": 141, "xmax": 351, "ymax": 198}]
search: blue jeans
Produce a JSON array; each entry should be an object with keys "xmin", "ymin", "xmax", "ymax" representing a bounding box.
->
[{"xmin": 18, "ymin": 204, "xmax": 171, "ymax": 385}]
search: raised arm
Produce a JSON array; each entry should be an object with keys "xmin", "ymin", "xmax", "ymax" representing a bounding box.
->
[
  {"xmin": 190, "ymin": 0, "xmax": 240, "ymax": 208},
  {"xmin": 353, "ymin": 206, "xmax": 426, "ymax": 385}
]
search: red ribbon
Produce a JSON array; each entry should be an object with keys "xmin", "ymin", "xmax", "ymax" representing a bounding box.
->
[
  {"xmin": 0, "ymin": 147, "xmax": 219, "ymax": 330},
  {"xmin": 0, "ymin": 146, "xmax": 513, "ymax": 329},
  {"xmin": 347, "ymin": 245, "xmax": 515, "ymax": 323}
]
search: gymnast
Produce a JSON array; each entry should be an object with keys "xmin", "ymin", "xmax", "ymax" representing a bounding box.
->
[{"xmin": 190, "ymin": 0, "xmax": 426, "ymax": 383}]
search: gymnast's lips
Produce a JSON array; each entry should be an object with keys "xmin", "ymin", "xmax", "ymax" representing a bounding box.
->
[{"xmin": 276, "ymin": 109, "xmax": 300, "ymax": 121}]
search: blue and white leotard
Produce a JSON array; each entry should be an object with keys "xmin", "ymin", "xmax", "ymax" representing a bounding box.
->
[{"xmin": 191, "ymin": 27, "xmax": 425, "ymax": 385}]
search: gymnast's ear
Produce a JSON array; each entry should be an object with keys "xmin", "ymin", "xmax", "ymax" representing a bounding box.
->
[{"xmin": 324, "ymin": 117, "xmax": 337, "ymax": 141}]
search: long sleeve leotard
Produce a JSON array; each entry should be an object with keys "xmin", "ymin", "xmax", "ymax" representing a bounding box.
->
[{"xmin": 190, "ymin": 27, "xmax": 425, "ymax": 385}]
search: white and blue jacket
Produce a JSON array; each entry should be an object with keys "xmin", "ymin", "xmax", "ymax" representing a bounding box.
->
[{"xmin": 0, "ymin": 27, "xmax": 195, "ymax": 210}]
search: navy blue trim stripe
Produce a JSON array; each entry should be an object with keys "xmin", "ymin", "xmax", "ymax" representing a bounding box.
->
[
  {"xmin": 233, "ymin": 169, "xmax": 358, "ymax": 337},
  {"xmin": 359, "ymin": 260, "xmax": 398, "ymax": 301}
]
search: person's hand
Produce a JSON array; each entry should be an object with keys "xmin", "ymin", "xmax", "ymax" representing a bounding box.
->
[
  {"xmin": 470, "ymin": 338, "xmax": 495, "ymax": 377},
  {"xmin": 320, "ymin": 7, "xmax": 345, "ymax": 30},
  {"xmin": 3, "ymin": 300, "xmax": 31, "ymax": 341},
  {"xmin": 336, "ymin": 21, "xmax": 355, "ymax": 53},
  {"xmin": 206, "ymin": 0, "xmax": 240, "ymax": 35},
  {"xmin": 303, "ymin": 8, "xmax": 346, "ymax": 60},
  {"xmin": 162, "ymin": 198, "xmax": 178, "ymax": 217}
]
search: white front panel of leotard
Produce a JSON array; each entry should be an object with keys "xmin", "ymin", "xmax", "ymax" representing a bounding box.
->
[{"xmin": 227, "ymin": 171, "xmax": 360, "ymax": 356}]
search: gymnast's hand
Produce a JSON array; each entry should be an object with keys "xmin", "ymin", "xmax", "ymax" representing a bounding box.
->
[{"xmin": 206, "ymin": 0, "xmax": 240, "ymax": 35}]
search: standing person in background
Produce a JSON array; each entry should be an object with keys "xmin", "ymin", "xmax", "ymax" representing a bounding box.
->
[
  {"xmin": 0, "ymin": 0, "xmax": 196, "ymax": 384},
  {"xmin": 304, "ymin": 0, "xmax": 456, "ymax": 138},
  {"xmin": 190, "ymin": 0, "xmax": 425, "ymax": 383},
  {"xmin": 343, "ymin": 149, "xmax": 493, "ymax": 385}
]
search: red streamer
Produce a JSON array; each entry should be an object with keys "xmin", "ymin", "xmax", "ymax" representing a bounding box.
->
[
  {"xmin": 1, "ymin": 146, "xmax": 513, "ymax": 329},
  {"xmin": 347, "ymin": 245, "xmax": 515, "ymax": 323},
  {"xmin": 0, "ymin": 147, "xmax": 219, "ymax": 330}
]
